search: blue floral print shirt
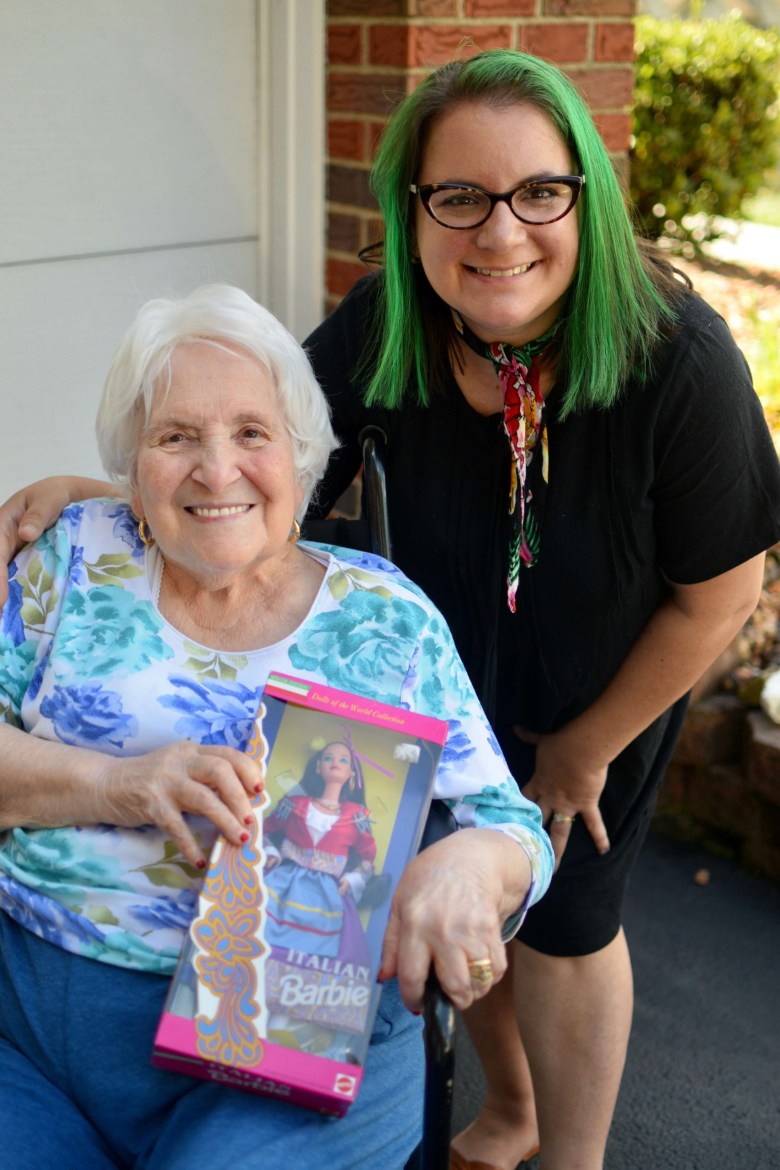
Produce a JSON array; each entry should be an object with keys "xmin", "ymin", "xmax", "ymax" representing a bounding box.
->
[{"xmin": 0, "ymin": 500, "xmax": 553, "ymax": 973}]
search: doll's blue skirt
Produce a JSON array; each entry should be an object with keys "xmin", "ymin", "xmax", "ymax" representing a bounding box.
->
[{"xmin": 0, "ymin": 912, "xmax": 423, "ymax": 1169}]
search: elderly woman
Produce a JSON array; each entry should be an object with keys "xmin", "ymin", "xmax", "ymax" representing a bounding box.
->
[{"xmin": 0, "ymin": 284, "xmax": 554, "ymax": 1170}]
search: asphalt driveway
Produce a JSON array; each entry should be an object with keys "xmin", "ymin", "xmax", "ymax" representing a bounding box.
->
[{"xmin": 451, "ymin": 829, "xmax": 780, "ymax": 1169}]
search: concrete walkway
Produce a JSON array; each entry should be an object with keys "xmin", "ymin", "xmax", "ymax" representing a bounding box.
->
[{"xmin": 450, "ymin": 829, "xmax": 780, "ymax": 1169}]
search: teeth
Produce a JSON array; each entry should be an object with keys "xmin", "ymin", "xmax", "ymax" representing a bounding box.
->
[
  {"xmin": 190, "ymin": 505, "xmax": 251, "ymax": 517},
  {"xmin": 474, "ymin": 263, "xmax": 533, "ymax": 277}
]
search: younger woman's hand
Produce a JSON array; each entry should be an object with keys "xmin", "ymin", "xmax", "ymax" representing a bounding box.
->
[
  {"xmin": 0, "ymin": 477, "xmax": 116, "ymax": 605},
  {"xmin": 516, "ymin": 725, "xmax": 610, "ymax": 867},
  {"xmin": 99, "ymin": 741, "xmax": 263, "ymax": 867},
  {"xmin": 0, "ymin": 485, "xmax": 45, "ymax": 604}
]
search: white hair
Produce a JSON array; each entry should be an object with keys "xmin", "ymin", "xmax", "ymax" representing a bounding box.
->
[{"xmin": 95, "ymin": 284, "xmax": 338, "ymax": 517}]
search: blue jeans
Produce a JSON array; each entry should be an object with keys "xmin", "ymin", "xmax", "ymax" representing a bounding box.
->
[{"xmin": 0, "ymin": 912, "xmax": 423, "ymax": 1169}]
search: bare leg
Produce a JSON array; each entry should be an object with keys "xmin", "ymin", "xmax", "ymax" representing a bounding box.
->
[
  {"xmin": 450, "ymin": 945, "xmax": 539, "ymax": 1170},
  {"xmin": 451, "ymin": 930, "xmax": 633, "ymax": 1170},
  {"xmin": 514, "ymin": 929, "xmax": 634, "ymax": 1170}
]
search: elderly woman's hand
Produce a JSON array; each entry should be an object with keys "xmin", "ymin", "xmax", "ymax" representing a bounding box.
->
[
  {"xmin": 378, "ymin": 829, "xmax": 531, "ymax": 1012},
  {"xmin": 100, "ymin": 741, "xmax": 262, "ymax": 867}
]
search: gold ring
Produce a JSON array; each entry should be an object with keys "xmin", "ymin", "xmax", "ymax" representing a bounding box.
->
[
  {"xmin": 467, "ymin": 958, "xmax": 494, "ymax": 985},
  {"xmin": 552, "ymin": 812, "xmax": 576, "ymax": 824}
]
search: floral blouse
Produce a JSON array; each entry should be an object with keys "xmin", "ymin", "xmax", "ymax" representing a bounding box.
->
[{"xmin": 0, "ymin": 499, "xmax": 553, "ymax": 974}]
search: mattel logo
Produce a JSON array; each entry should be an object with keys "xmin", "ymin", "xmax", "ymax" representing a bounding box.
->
[{"xmin": 333, "ymin": 1074, "xmax": 358, "ymax": 1097}]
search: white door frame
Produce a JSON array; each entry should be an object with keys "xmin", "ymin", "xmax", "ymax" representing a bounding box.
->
[{"xmin": 256, "ymin": 0, "xmax": 325, "ymax": 341}]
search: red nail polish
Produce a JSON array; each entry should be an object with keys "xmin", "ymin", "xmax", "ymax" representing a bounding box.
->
[
  {"xmin": 254, "ymin": 783, "xmax": 262, "ymax": 793},
  {"xmin": 196, "ymin": 858, "xmax": 206, "ymax": 869},
  {"xmin": 244, "ymin": 815, "xmax": 253, "ymax": 825},
  {"xmin": 239, "ymin": 831, "xmax": 249, "ymax": 843}
]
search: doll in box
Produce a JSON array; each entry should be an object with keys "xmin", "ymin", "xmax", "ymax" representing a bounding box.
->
[
  {"xmin": 262, "ymin": 740, "xmax": 378, "ymax": 1054},
  {"xmin": 263, "ymin": 740, "xmax": 376, "ymax": 968}
]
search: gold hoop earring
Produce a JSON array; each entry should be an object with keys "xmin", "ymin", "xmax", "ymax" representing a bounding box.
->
[
  {"xmin": 288, "ymin": 519, "xmax": 301, "ymax": 544},
  {"xmin": 137, "ymin": 518, "xmax": 155, "ymax": 548}
]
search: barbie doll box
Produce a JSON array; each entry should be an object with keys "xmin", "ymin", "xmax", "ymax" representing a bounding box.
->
[{"xmin": 153, "ymin": 671, "xmax": 448, "ymax": 1115}]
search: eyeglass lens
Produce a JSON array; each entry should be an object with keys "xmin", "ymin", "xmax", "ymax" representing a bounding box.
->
[{"xmin": 428, "ymin": 181, "xmax": 578, "ymax": 227}]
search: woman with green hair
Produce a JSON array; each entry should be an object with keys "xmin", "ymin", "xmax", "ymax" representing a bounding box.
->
[{"xmin": 2, "ymin": 48, "xmax": 779, "ymax": 1170}]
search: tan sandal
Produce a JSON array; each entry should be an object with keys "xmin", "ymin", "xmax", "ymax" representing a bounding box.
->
[{"xmin": 449, "ymin": 1143, "xmax": 540, "ymax": 1170}]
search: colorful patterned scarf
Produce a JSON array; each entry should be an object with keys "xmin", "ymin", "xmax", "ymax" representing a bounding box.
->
[{"xmin": 453, "ymin": 311, "xmax": 559, "ymax": 612}]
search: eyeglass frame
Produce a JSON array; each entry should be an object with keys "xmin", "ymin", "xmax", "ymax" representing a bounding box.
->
[{"xmin": 409, "ymin": 174, "xmax": 586, "ymax": 229}]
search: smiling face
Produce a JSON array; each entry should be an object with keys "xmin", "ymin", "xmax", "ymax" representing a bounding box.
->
[
  {"xmin": 130, "ymin": 340, "xmax": 304, "ymax": 587},
  {"xmin": 317, "ymin": 743, "xmax": 354, "ymax": 790},
  {"xmin": 414, "ymin": 100, "xmax": 580, "ymax": 345}
]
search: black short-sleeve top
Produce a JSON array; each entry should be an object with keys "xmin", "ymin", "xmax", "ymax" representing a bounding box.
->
[{"xmin": 304, "ymin": 273, "xmax": 780, "ymax": 739}]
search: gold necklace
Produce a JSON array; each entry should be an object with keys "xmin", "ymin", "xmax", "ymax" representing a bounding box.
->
[{"xmin": 315, "ymin": 797, "xmax": 341, "ymax": 813}]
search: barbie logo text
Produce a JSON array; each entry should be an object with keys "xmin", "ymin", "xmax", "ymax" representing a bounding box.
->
[{"xmin": 279, "ymin": 974, "xmax": 371, "ymax": 1009}]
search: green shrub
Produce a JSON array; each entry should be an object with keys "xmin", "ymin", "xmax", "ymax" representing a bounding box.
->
[{"xmin": 631, "ymin": 14, "xmax": 779, "ymax": 250}]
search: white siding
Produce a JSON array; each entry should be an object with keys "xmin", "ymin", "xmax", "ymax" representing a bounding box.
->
[{"xmin": 0, "ymin": 0, "xmax": 324, "ymax": 498}]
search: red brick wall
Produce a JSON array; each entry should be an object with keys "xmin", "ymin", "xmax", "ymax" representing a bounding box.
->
[{"xmin": 325, "ymin": 0, "xmax": 638, "ymax": 308}]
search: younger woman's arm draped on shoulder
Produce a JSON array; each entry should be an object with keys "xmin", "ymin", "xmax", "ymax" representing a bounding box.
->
[{"xmin": 0, "ymin": 477, "xmax": 119, "ymax": 605}]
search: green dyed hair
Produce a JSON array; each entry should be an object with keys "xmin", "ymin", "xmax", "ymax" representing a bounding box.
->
[{"xmin": 364, "ymin": 49, "xmax": 683, "ymax": 416}]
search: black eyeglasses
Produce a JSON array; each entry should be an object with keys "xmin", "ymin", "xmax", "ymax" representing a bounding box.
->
[{"xmin": 409, "ymin": 175, "xmax": 585, "ymax": 229}]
